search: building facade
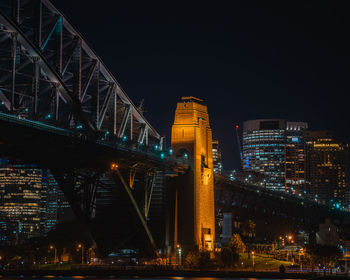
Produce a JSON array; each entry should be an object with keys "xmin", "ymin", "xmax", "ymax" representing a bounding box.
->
[
  {"xmin": 285, "ymin": 122, "xmax": 308, "ymax": 194},
  {"xmin": 0, "ymin": 159, "xmax": 70, "ymax": 244},
  {"xmin": 171, "ymin": 96, "xmax": 215, "ymax": 252},
  {"xmin": 241, "ymin": 121, "xmax": 349, "ymax": 205},
  {"xmin": 304, "ymin": 131, "xmax": 348, "ymax": 206},
  {"xmin": 0, "ymin": 163, "xmax": 43, "ymax": 244},
  {"xmin": 212, "ymin": 140, "xmax": 223, "ymax": 174},
  {"xmin": 242, "ymin": 119, "xmax": 286, "ymax": 191}
]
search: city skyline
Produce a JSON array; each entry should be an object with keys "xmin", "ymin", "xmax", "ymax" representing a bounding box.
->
[{"xmin": 51, "ymin": 0, "xmax": 350, "ymax": 170}]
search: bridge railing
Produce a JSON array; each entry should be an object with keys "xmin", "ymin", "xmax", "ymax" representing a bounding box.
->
[{"xmin": 217, "ymin": 174, "xmax": 350, "ymax": 213}]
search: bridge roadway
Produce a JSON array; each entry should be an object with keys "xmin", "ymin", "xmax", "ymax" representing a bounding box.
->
[
  {"xmin": 0, "ymin": 112, "xmax": 183, "ymax": 169},
  {"xmin": 215, "ymin": 175, "xmax": 350, "ymax": 242}
]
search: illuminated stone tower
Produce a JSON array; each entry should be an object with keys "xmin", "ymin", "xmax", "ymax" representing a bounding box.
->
[{"xmin": 171, "ymin": 96, "xmax": 215, "ymax": 251}]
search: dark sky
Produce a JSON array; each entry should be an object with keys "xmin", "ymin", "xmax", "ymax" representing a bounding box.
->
[{"xmin": 52, "ymin": 0, "xmax": 349, "ymax": 170}]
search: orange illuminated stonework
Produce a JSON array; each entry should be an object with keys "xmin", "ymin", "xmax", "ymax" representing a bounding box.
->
[{"xmin": 171, "ymin": 96, "xmax": 215, "ymax": 251}]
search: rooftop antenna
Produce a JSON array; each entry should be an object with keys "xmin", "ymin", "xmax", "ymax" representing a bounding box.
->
[{"xmin": 234, "ymin": 123, "xmax": 242, "ymax": 169}]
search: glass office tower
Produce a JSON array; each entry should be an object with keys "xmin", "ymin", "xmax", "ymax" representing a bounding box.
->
[
  {"xmin": 242, "ymin": 119, "xmax": 286, "ymax": 191},
  {"xmin": 212, "ymin": 140, "xmax": 223, "ymax": 174}
]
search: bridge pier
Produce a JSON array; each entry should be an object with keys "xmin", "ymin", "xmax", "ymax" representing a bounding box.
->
[{"xmin": 170, "ymin": 96, "xmax": 215, "ymax": 255}]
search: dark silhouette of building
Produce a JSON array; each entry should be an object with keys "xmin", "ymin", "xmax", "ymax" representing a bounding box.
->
[
  {"xmin": 304, "ymin": 131, "xmax": 348, "ymax": 206},
  {"xmin": 285, "ymin": 122, "xmax": 308, "ymax": 194}
]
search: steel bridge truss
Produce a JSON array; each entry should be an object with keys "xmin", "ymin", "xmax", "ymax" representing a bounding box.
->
[
  {"xmin": 0, "ymin": 0, "xmax": 162, "ymax": 148},
  {"xmin": 51, "ymin": 166, "xmax": 160, "ymax": 256}
]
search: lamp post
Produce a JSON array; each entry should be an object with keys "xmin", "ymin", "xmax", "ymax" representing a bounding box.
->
[
  {"xmin": 176, "ymin": 244, "xmax": 182, "ymax": 265},
  {"xmin": 77, "ymin": 244, "xmax": 84, "ymax": 264},
  {"xmin": 299, "ymin": 248, "xmax": 304, "ymax": 272},
  {"xmin": 252, "ymin": 251, "xmax": 255, "ymax": 271},
  {"xmin": 49, "ymin": 245, "xmax": 57, "ymax": 264}
]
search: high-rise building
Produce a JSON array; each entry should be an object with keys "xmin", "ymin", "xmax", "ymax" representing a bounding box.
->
[
  {"xmin": 304, "ymin": 131, "xmax": 348, "ymax": 206},
  {"xmin": 0, "ymin": 163, "xmax": 43, "ymax": 244},
  {"xmin": 242, "ymin": 119, "xmax": 286, "ymax": 191},
  {"xmin": 0, "ymin": 159, "xmax": 70, "ymax": 244},
  {"xmin": 212, "ymin": 140, "xmax": 223, "ymax": 174},
  {"xmin": 285, "ymin": 122, "xmax": 308, "ymax": 194}
]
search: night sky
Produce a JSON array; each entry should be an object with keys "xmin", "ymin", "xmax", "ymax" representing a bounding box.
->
[{"xmin": 52, "ymin": 0, "xmax": 349, "ymax": 170}]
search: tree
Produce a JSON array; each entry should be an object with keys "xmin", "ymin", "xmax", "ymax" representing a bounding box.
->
[
  {"xmin": 229, "ymin": 234, "xmax": 246, "ymax": 253},
  {"xmin": 184, "ymin": 250, "xmax": 200, "ymax": 268},
  {"xmin": 306, "ymin": 244, "xmax": 342, "ymax": 272},
  {"xmin": 220, "ymin": 246, "xmax": 239, "ymax": 268}
]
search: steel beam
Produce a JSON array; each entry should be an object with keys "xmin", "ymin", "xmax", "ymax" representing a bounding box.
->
[
  {"xmin": 40, "ymin": 15, "xmax": 60, "ymax": 51},
  {"xmin": 10, "ymin": 32, "xmax": 17, "ymax": 112},
  {"xmin": 108, "ymin": 86, "xmax": 117, "ymax": 135},
  {"xmin": 62, "ymin": 37, "xmax": 79, "ymax": 76},
  {"xmin": 117, "ymin": 104, "xmax": 131, "ymax": 138},
  {"xmin": 50, "ymin": 168, "xmax": 98, "ymax": 252},
  {"xmin": 97, "ymin": 83, "xmax": 114, "ymax": 130},
  {"xmin": 55, "ymin": 16, "xmax": 62, "ymax": 74},
  {"xmin": 72, "ymin": 37, "xmax": 82, "ymax": 101},
  {"xmin": 81, "ymin": 60, "xmax": 97, "ymax": 102},
  {"xmin": 112, "ymin": 168, "xmax": 159, "ymax": 257},
  {"xmin": 146, "ymin": 172, "xmax": 156, "ymax": 218},
  {"xmin": 90, "ymin": 61, "xmax": 99, "ymax": 128},
  {"xmin": 0, "ymin": 90, "xmax": 11, "ymax": 111},
  {"xmin": 137, "ymin": 123, "xmax": 147, "ymax": 144},
  {"xmin": 32, "ymin": 56, "xmax": 39, "ymax": 116},
  {"xmin": 0, "ymin": 11, "xmax": 72, "ymax": 104}
]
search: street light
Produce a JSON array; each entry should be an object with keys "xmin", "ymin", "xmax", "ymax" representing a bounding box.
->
[
  {"xmin": 299, "ymin": 248, "xmax": 304, "ymax": 272},
  {"xmin": 77, "ymin": 244, "xmax": 84, "ymax": 264},
  {"xmin": 110, "ymin": 163, "xmax": 119, "ymax": 170},
  {"xmin": 176, "ymin": 244, "xmax": 182, "ymax": 265},
  {"xmin": 49, "ymin": 245, "xmax": 57, "ymax": 264},
  {"xmin": 251, "ymin": 251, "xmax": 255, "ymax": 271}
]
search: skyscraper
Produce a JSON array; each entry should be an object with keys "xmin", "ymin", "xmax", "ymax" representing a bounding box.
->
[
  {"xmin": 0, "ymin": 159, "xmax": 70, "ymax": 244},
  {"xmin": 242, "ymin": 119, "xmax": 286, "ymax": 191},
  {"xmin": 0, "ymin": 162, "xmax": 43, "ymax": 244},
  {"xmin": 212, "ymin": 140, "xmax": 223, "ymax": 174},
  {"xmin": 304, "ymin": 131, "xmax": 348, "ymax": 206},
  {"xmin": 285, "ymin": 122, "xmax": 308, "ymax": 194}
]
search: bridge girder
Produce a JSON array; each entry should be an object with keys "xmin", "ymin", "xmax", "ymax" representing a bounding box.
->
[{"xmin": 0, "ymin": 0, "xmax": 162, "ymax": 148}]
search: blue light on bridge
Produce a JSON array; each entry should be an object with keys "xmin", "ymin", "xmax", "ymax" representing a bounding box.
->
[
  {"xmin": 76, "ymin": 124, "xmax": 83, "ymax": 129},
  {"xmin": 45, "ymin": 114, "xmax": 52, "ymax": 120},
  {"xmin": 122, "ymin": 136, "xmax": 127, "ymax": 141},
  {"xmin": 160, "ymin": 153, "xmax": 165, "ymax": 159},
  {"xmin": 184, "ymin": 153, "xmax": 188, "ymax": 159},
  {"xmin": 154, "ymin": 145, "xmax": 158, "ymax": 151},
  {"xmin": 24, "ymin": 108, "xmax": 29, "ymax": 112},
  {"xmin": 169, "ymin": 149, "xmax": 173, "ymax": 155},
  {"xmin": 105, "ymin": 131, "xmax": 110, "ymax": 136}
]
